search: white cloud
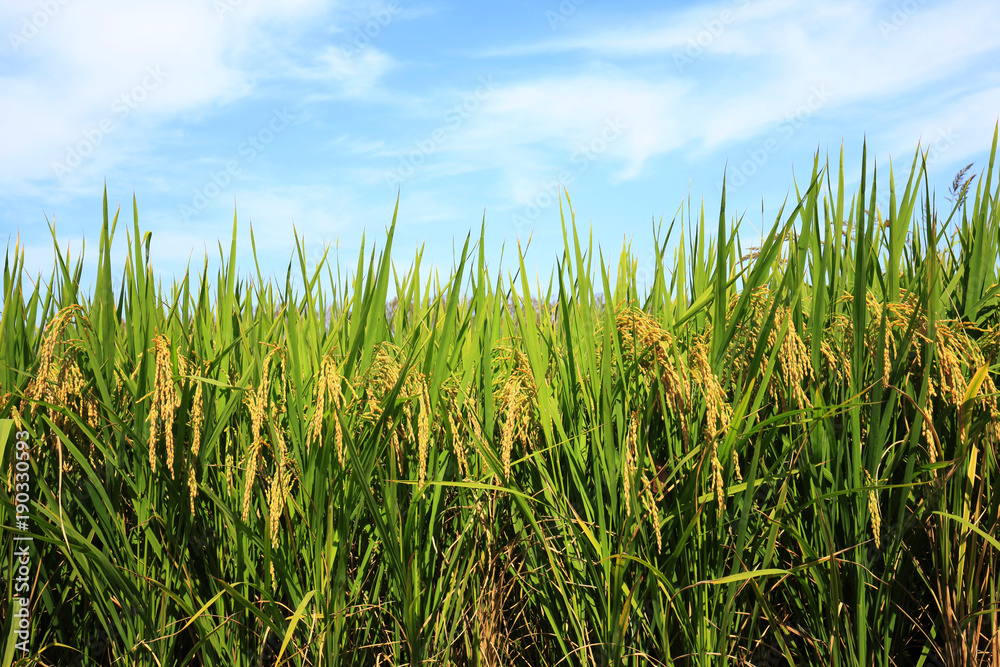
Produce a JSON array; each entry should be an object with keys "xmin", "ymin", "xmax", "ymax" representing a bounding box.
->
[
  {"xmin": 4, "ymin": 0, "xmax": 999, "ymax": 287},
  {"xmin": 1, "ymin": 1, "xmax": 252, "ymax": 181},
  {"xmin": 0, "ymin": 0, "xmax": 388, "ymax": 186},
  {"xmin": 456, "ymin": 71, "xmax": 688, "ymax": 187},
  {"xmin": 313, "ymin": 45, "xmax": 396, "ymax": 97},
  {"xmin": 452, "ymin": 0, "xmax": 1000, "ymax": 194}
]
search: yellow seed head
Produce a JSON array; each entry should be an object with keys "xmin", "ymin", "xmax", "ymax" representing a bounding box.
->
[
  {"xmin": 190, "ymin": 380, "xmax": 204, "ymax": 458},
  {"xmin": 471, "ymin": 410, "xmax": 483, "ymax": 445},
  {"xmin": 310, "ymin": 361, "xmax": 327, "ymax": 446},
  {"xmin": 623, "ymin": 412, "xmax": 639, "ymax": 517},
  {"xmin": 268, "ymin": 466, "xmax": 283, "ymax": 548},
  {"xmin": 690, "ymin": 337, "xmax": 731, "ymax": 443},
  {"xmin": 10, "ymin": 400, "xmax": 24, "ymax": 432},
  {"xmin": 866, "ymin": 470, "xmax": 882, "ymax": 549},
  {"xmin": 643, "ymin": 484, "xmax": 662, "ymax": 553},
  {"xmin": 273, "ymin": 413, "xmax": 291, "ymax": 500},
  {"xmin": 188, "ymin": 466, "xmax": 198, "ymax": 515},
  {"xmin": 449, "ymin": 412, "xmax": 468, "ymax": 479},
  {"xmin": 711, "ymin": 442, "xmax": 725, "ymax": 520},
  {"xmin": 417, "ymin": 377, "xmax": 430, "ymax": 486},
  {"xmin": 499, "ymin": 381, "xmax": 518, "ymax": 479},
  {"xmin": 242, "ymin": 435, "xmax": 261, "ymax": 521},
  {"xmin": 225, "ymin": 447, "xmax": 235, "ymax": 491},
  {"xmin": 494, "ymin": 347, "xmax": 538, "ymax": 479},
  {"xmin": 31, "ymin": 305, "xmax": 82, "ymax": 416},
  {"xmin": 776, "ymin": 308, "xmax": 813, "ymax": 411},
  {"xmin": 147, "ymin": 334, "xmax": 180, "ymax": 476}
]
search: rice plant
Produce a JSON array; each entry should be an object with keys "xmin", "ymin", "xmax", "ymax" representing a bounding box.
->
[{"xmin": 1, "ymin": 130, "xmax": 998, "ymax": 665}]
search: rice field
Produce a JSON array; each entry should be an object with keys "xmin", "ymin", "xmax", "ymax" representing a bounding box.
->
[{"xmin": 1, "ymin": 134, "xmax": 999, "ymax": 666}]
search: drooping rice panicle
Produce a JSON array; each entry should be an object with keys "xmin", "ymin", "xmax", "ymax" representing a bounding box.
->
[{"xmin": 2, "ymin": 134, "xmax": 997, "ymax": 665}]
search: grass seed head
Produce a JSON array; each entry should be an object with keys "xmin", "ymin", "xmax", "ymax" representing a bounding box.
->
[
  {"xmin": 190, "ymin": 379, "xmax": 204, "ymax": 458},
  {"xmin": 866, "ymin": 470, "xmax": 882, "ymax": 549},
  {"xmin": 268, "ymin": 465, "xmax": 283, "ymax": 549},
  {"xmin": 496, "ymin": 347, "xmax": 536, "ymax": 479},
  {"xmin": 623, "ymin": 411, "xmax": 639, "ymax": 516},
  {"xmin": 147, "ymin": 334, "xmax": 181, "ymax": 477},
  {"xmin": 711, "ymin": 441, "xmax": 725, "ymax": 520},
  {"xmin": 241, "ymin": 345, "xmax": 279, "ymax": 523},
  {"xmin": 776, "ymin": 307, "xmax": 813, "ymax": 411},
  {"xmin": 417, "ymin": 375, "xmax": 430, "ymax": 486},
  {"xmin": 309, "ymin": 359, "xmax": 328, "ymax": 447},
  {"xmin": 643, "ymin": 482, "xmax": 662, "ymax": 553},
  {"xmin": 30, "ymin": 305, "xmax": 82, "ymax": 416},
  {"xmin": 690, "ymin": 337, "xmax": 731, "ymax": 442},
  {"xmin": 188, "ymin": 466, "xmax": 198, "ymax": 515},
  {"xmin": 225, "ymin": 447, "xmax": 235, "ymax": 491},
  {"xmin": 310, "ymin": 352, "xmax": 344, "ymax": 459},
  {"xmin": 242, "ymin": 436, "xmax": 260, "ymax": 522},
  {"xmin": 448, "ymin": 412, "xmax": 468, "ymax": 479}
]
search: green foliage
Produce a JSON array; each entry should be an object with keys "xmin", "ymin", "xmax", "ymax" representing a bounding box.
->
[{"xmin": 2, "ymin": 131, "xmax": 999, "ymax": 666}]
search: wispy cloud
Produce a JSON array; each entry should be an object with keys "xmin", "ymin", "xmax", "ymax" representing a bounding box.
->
[
  {"xmin": 0, "ymin": 0, "xmax": 396, "ymax": 186},
  {"xmin": 463, "ymin": 0, "xmax": 1000, "ymax": 179},
  {"xmin": 2, "ymin": 0, "xmax": 999, "ymax": 288}
]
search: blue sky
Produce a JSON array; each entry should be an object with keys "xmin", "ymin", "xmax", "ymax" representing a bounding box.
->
[{"xmin": 2, "ymin": 0, "xmax": 999, "ymax": 297}]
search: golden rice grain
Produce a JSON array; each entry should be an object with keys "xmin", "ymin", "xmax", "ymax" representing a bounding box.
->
[
  {"xmin": 496, "ymin": 347, "xmax": 536, "ymax": 479},
  {"xmin": 711, "ymin": 441, "xmax": 725, "ymax": 520},
  {"xmin": 690, "ymin": 337, "xmax": 731, "ymax": 443},
  {"xmin": 268, "ymin": 465, "xmax": 283, "ymax": 548},
  {"xmin": 309, "ymin": 359, "xmax": 327, "ymax": 447},
  {"xmin": 642, "ymin": 483, "xmax": 662, "ymax": 553},
  {"xmin": 776, "ymin": 308, "xmax": 814, "ymax": 411},
  {"xmin": 623, "ymin": 411, "xmax": 639, "ymax": 517},
  {"xmin": 448, "ymin": 412, "xmax": 468, "ymax": 479},
  {"xmin": 225, "ymin": 447, "xmax": 235, "ymax": 491},
  {"xmin": 189, "ymin": 379, "xmax": 204, "ymax": 458},
  {"xmin": 30, "ymin": 305, "xmax": 82, "ymax": 416},
  {"xmin": 359, "ymin": 343, "xmax": 410, "ymax": 473},
  {"xmin": 865, "ymin": 470, "xmax": 882, "ymax": 549},
  {"xmin": 242, "ymin": 435, "xmax": 261, "ymax": 522},
  {"xmin": 866, "ymin": 293, "xmax": 894, "ymax": 389},
  {"xmin": 726, "ymin": 290, "xmax": 816, "ymax": 413},
  {"xmin": 246, "ymin": 345, "xmax": 277, "ymax": 457},
  {"xmin": 23, "ymin": 307, "xmax": 104, "ymax": 448},
  {"xmin": 500, "ymin": 391, "xmax": 517, "ymax": 480},
  {"xmin": 9, "ymin": 400, "xmax": 24, "ymax": 432},
  {"xmin": 471, "ymin": 408, "xmax": 483, "ymax": 445},
  {"xmin": 417, "ymin": 376, "xmax": 430, "ymax": 486},
  {"xmin": 188, "ymin": 466, "xmax": 198, "ymax": 515},
  {"xmin": 310, "ymin": 352, "xmax": 344, "ymax": 458},
  {"xmin": 328, "ymin": 358, "xmax": 345, "ymax": 464},
  {"xmin": 241, "ymin": 347, "xmax": 278, "ymax": 522},
  {"xmin": 147, "ymin": 334, "xmax": 181, "ymax": 477}
]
